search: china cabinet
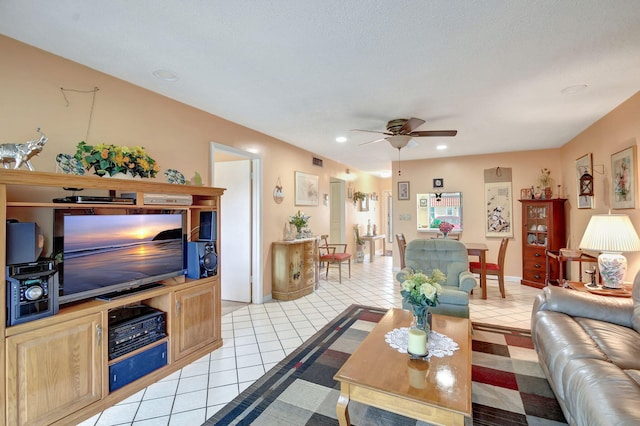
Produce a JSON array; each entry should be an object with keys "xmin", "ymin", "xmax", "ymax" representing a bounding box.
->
[{"xmin": 519, "ymin": 199, "xmax": 567, "ymax": 288}]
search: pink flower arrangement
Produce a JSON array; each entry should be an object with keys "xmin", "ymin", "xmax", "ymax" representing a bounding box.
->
[{"xmin": 439, "ymin": 221, "xmax": 455, "ymax": 234}]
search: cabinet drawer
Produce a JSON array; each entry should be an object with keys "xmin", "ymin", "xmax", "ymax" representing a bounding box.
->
[
  {"xmin": 523, "ymin": 258, "xmax": 546, "ymax": 272},
  {"xmin": 523, "ymin": 270, "xmax": 546, "ymax": 284},
  {"xmin": 523, "ymin": 249, "xmax": 546, "ymax": 262}
]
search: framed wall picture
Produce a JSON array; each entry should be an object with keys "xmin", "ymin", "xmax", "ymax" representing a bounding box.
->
[
  {"xmin": 611, "ymin": 145, "xmax": 636, "ymax": 209},
  {"xmin": 576, "ymin": 153, "xmax": 594, "ymax": 209},
  {"xmin": 398, "ymin": 181, "xmax": 410, "ymax": 200},
  {"xmin": 359, "ymin": 194, "xmax": 369, "ymax": 211},
  {"xmin": 295, "ymin": 171, "xmax": 319, "ymax": 206},
  {"xmin": 433, "ymin": 178, "xmax": 444, "ymax": 188},
  {"xmin": 484, "ymin": 181, "xmax": 513, "ymax": 237}
]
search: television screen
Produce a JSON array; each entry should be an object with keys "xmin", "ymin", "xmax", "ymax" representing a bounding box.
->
[{"xmin": 54, "ymin": 209, "xmax": 187, "ymax": 304}]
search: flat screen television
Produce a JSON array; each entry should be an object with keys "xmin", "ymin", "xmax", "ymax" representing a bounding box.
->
[{"xmin": 54, "ymin": 208, "xmax": 187, "ymax": 304}]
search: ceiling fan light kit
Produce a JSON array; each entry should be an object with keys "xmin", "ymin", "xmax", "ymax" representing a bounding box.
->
[{"xmin": 354, "ymin": 117, "xmax": 457, "ymax": 149}]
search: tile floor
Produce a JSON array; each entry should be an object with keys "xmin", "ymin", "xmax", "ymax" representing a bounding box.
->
[{"xmin": 80, "ymin": 255, "xmax": 543, "ymax": 426}]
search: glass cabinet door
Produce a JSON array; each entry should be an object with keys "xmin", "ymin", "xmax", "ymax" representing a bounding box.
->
[{"xmin": 525, "ymin": 204, "xmax": 548, "ymax": 247}]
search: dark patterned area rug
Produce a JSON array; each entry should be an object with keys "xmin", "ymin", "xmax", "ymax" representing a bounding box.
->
[{"xmin": 205, "ymin": 305, "xmax": 566, "ymax": 425}]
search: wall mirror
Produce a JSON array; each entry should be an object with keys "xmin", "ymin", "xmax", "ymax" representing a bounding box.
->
[{"xmin": 416, "ymin": 192, "xmax": 463, "ymax": 233}]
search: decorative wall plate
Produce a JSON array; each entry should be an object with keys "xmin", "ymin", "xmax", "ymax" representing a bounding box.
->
[
  {"xmin": 273, "ymin": 178, "xmax": 284, "ymax": 204},
  {"xmin": 164, "ymin": 169, "xmax": 186, "ymax": 184},
  {"xmin": 55, "ymin": 153, "xmax": 85, "ymax": 175}
]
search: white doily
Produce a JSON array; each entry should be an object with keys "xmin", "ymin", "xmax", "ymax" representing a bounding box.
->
[{"xmin": 384, "ymin": 327, "xmax": 459, "ymax": 359}]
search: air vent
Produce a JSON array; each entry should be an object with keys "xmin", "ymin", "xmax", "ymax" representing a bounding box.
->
[{"xmin": 312, "ymin": 157, "xmax": 323, "ymax": 167}]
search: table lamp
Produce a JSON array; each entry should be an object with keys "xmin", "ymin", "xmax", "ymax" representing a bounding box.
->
[{"xmin": 579, "ymin": 214, "xmax": 640, "ymax": 288}]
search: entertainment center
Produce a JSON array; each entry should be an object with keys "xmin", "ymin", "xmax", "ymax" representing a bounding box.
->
[{"xmin": 0, "ymin": 169, "xmax": 224, "ymax": 425}]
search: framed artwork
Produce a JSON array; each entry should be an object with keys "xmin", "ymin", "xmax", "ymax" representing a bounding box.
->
[
  {"xmin": 359, "ymin": 194, "xmax": 369, "ymax": 211},
  {"xmin": 576, "ymin": 153, "xmax": 594, "ymax": 209},
  {"xmin": 484, "ymin": 181, "xmax": 513, "ymax": 237},
  {"xmin": 295, "ymin": 171, "xmax": 319, "ymax": 206},
  {"xmin": 433, "ymin": 178, "xmax": 444, "ymax": 188},
  {"xmin": 611, "ymin": 145, "xmax": 636, "ymax": 209},
  {"xmin": 398, "ymin": 181, "xmax": 410, "ymax": 200}
]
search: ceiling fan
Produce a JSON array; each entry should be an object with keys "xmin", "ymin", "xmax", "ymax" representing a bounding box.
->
[{"xmin": 353, "ymin": 117, "xmax": 457, "ymax": 149}]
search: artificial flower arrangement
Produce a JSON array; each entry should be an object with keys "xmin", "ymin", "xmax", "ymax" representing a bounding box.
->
[
  {"xmin": 289, "ymin": 210, "xmax": 310, "ymax": 232},
  {"xmin": 439, "ymin": 221, "xmax": 455, "ymax": 235},
  {"xmin": 400, "ymin": 269, "xmax": 445, "ymax": 318},
  {"xmin": 74, "ymin": 141, "xmax": 159, "ymax": 178}
]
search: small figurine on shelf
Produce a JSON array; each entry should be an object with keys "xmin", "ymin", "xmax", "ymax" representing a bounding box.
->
[{"xmin": 0, "ymin": 128, "xmax": 47, "ymax": 171}]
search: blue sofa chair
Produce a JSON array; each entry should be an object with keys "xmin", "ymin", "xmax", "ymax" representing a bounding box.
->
[{"xmin": 396, "ymin": 238, "xmax": 477, "ymax": 318}]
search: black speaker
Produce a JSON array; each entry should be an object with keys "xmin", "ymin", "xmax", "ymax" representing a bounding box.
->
[
  {"xmin": 198, "ymin": 211, "xmax": 217, "ymax": 242},
  {"xmin": 6, "ymin": 260, "xmax": 58, "ymax": 326},
  {"xmin": 186, "ymin": 241, "xmax": 218, "ymax": 279},
  {"xmin": 6, "ymin": 221, "xmax": 44, "ymax": 265}
]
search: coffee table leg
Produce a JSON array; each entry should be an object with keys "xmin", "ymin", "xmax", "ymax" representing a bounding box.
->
[{"xmin": 336, "ymin": 383, "xmax": 351, "ymax": 426}]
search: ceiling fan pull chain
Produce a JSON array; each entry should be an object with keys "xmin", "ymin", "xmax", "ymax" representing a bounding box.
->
[{"xmin": 398, "ymin": 148, "xmax": 402, "ymax": 176}]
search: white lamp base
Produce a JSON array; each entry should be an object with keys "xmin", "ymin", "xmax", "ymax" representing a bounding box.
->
[{"xmin": 598, "ymin": 252, "xmax": 627, "ymax": 289}]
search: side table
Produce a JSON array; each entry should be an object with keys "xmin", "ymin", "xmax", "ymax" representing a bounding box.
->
[
  {"xmin": 545, "ymin": 250, "xmax": 598, "ymax": 286},
  {"xmin": 565, "ymin": 281, "xmax": 632, "ymax": 298}
]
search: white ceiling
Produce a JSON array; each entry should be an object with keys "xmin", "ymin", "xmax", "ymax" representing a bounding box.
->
[{"xmin": 2, "ymin": 1, "xmax": 640, "ymax": 175}]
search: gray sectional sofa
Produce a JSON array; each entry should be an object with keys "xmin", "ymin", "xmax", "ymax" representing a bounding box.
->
[{"xmin": 531, "ymin": 276, "xmax": 640, "ymax": 426}]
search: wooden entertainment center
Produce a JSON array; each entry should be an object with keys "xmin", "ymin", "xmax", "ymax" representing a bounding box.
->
[{"xmin": 0, "ymin": 169, "xmax": 224, "ymax": 426}]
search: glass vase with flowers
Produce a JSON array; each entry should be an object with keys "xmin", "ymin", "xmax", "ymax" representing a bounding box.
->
[
  {"xmin": 438, "ymin": 221, "xmax": 455, "ymax": 238},
  {"xmin": 400, "ymin": 269, "xmax": 445, "ymax": 335}
]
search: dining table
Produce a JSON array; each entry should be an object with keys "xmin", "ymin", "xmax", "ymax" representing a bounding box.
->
[{"xmin": 465, "ymin": 242, "xmax": 489, "ymax": 299}]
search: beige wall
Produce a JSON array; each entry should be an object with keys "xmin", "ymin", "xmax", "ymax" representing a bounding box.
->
[
  {"xmin": 560, "ymin": 92, "xmax": 640, "ymax": 282},
  {"xmin": 392, "ymin": 91, "xmax": 640, "ymax": 285},
  {"xmin": 3, "ymin": 34, "xmax": 640, "ymax": 291},
  {"xmin": 392, "ymin": 150, "xmax": 564, "ymax": 278},
  {"xmin": 0, "ymin": 36, "xmax": 387, "ymax": 298}
]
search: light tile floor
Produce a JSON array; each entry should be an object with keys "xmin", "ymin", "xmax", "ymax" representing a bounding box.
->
[{"xmin": 80, "ymin": 255, "xmax": 542, "ymax": 426}]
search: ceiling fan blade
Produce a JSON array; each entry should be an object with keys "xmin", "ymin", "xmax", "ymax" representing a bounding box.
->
[
  {"xmin": 410, "ymin": 130, "xmax": 458, "ymax": 137},
  {"xmin": 358, "ymin": 138, "xmax": 386, "ymax": 146},
  {"xmin": 398, "ymin": 117, "xmax": 426, "ymax": 134},
  {"xmin": 351, "ymin": 129, "xmax": 394, "ymax": 136}
]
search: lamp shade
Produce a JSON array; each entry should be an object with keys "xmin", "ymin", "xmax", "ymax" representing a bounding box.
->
[{"xmin": 579, "ymin": 214, "xmax": 640, "ymax": 252}]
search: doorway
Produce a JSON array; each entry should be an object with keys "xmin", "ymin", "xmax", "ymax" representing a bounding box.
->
[
  {"xmin": 210, "ymin": 143, "xmax": 263, "ymax": 304},
  {"xmin": 329, "ymin": 178, "xmax": 346, "ymax": 244}
]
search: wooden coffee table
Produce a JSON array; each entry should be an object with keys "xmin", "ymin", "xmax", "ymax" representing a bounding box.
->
[{"xmin": 333, "ymin": 308, "xmax": 472, "ymax": 425}]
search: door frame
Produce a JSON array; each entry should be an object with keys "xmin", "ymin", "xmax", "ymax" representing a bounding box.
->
[{"xmin": 210, "ymin": 142, "xmax": 264, "ymax": 304}]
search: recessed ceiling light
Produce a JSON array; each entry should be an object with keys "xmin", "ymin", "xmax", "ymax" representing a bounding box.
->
[
  {"xmin": 378, "ymin": 171, "xmax": 392, "ymax": 178},
  {"xmin": 436, "ymin": 145, "xmax": 447, "ymax": 150},
  {"xmin": 561, "ymin": 84, "xmax": 587, "ymax": 95},
  {"xmin": 152, "ymin": 69, "xmax": 179, "ymax": 82},
  {"xmin": 335, "ymin": 136, "xmax": 347, "ymax": 143}
]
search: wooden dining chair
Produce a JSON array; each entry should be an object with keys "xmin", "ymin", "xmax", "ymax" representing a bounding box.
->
[
  {"xmin": 395, "ymin": 233, "xmax": 407, "ymax": 269},
  {"xmin": 318, "ymin": 235, "xmax": 351, "ymax": 283},
  {"xmin": 470, "ymin": 237, "xmax": 509, "ymax": 298}
]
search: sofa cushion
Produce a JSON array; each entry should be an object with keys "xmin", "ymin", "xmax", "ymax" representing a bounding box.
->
[
  {"xmin": 533, "ymin": 311, "xmax": 606, "ymax": 400},
  {"xmin": 562, "ymin": 358, "xmax": 640, "ymax": 426},
  {"xmin": 632, "ymin": 271, "xmax": 640, "ymax": 333},
  {"xmin": 575, "ymin": 317, "xmax": 640, "ymax": 370}
]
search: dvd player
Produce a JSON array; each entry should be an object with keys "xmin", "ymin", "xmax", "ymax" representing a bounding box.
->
[{"xmin": 53, "ymin": 195, "xmax": 135, "ymax": 204}]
